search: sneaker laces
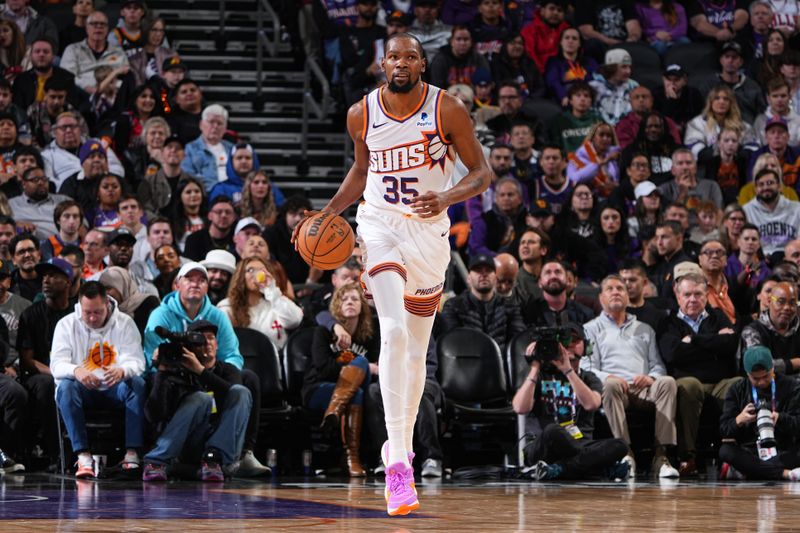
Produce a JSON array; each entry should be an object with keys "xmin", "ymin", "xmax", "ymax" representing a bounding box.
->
[{"xmin": 387, "ymin": 468, "xmax": 408, "ymax": 495}]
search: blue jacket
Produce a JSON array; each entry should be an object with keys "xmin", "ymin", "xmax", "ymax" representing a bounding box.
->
[
  {"xmin": 181, "ymin": 136, "xmax": 234, "ymax": 193},
  {"xmin": 207, "ymin": 144, "xmax": 287, "ymax": 206},
  {"xmin": 143, "ymin": 291, "xmax": 243, "ymax": 372}
]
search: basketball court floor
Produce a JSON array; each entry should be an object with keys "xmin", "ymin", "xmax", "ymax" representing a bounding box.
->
[{"xmin": 1, "ymin": 473, "xmax": 799, "ymax": 532}]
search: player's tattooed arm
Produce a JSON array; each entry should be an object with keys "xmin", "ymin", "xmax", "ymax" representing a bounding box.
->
[{"xmin": 411, "ymin": 93, "xmax": 492, "ymax": 218}]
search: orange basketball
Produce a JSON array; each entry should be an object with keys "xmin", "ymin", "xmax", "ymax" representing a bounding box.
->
[{"xmin": 296, "ymin": 212, "xmax": 355, "ymax": 270}]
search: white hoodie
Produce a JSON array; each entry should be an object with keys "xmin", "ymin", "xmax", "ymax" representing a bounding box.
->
[
  {"xmin": 50, "ymin": 298, "xmax": 145, "ymax": 387},
  {"xmin": 743, "ymin": 195, "xmax": 800, "ymax": 255},
  {"xmin": 217, "ymin": 284, "xmax": 303, "ymax": 349}
]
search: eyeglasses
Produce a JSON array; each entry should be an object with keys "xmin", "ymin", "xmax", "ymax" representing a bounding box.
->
[
  {"xmin": 770, "ymin": 296, "xmax": 796, "ymax": 308},
  {"xmin": 55, "ymin": 123, "xmax": 79, "ymax": 131},
  {"xmin": 23, "ymin": 175, "xmax": 47, "ymax": 183},
  {"xmin": 701, "ymin": 249, "xmax": 726, "ymax": 257}
]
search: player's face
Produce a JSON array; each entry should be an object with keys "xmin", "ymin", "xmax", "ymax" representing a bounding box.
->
[{"xmin": 382, "ymin": 38, "xmax": 425, "ymax": 94}]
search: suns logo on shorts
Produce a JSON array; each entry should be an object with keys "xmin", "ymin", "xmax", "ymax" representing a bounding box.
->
[{"xmin": 369, "ymin": 131, "xmax": 450, "ymax": 174}]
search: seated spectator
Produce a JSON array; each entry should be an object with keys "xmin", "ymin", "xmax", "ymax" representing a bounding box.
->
[
  {"xmin": 130, "ymin": 215, "xmax": 174, "ymax": 277},
  {"xmin": 217, "ymin": 256, "xmax": 302, "ymax": 349},
  {"xmin": 620, "ymin": 112, "xmax": 679, "ymax": 186},
  {"xmin": 658, "ymin": 272, "xmax": 740, "ymax": 476},
  {"xmin": 685, "ymin": 85, "xmax": 752, "ymax": 162},
  {"xmin": 493, "ymin": 252, "xmax": 521, "ymax": 301},
  {"xmin": 183, "ymin": 195, "xmax": 236, "ymax": 261},
  {"xmin": 743, "ymin": 168, "xmax": 800, "ymax": 257},
  {"xmin": 559, "ymin": 182, "xmax": 599, "ymax": 239},
  {"xmin": 469, "ymin": 0, "xmax": 511, "ymax": 59},
  {"xmin": 87, "ymin": 65, "xmax": 126, "ymax": 129},
  {"xmin": 532, "ymin": 145, "xmax": 572, "ymax": 214},
  {"xmin": 509, "ymin": 122, "xmax": 539, "ymax": 193},
  {"xmin": 409, "ymin": 0, "xmax": 452, "ymax": 64},
  {"xmin": 611, "ymin": 152, "xmax": 652, "ymax": 221},
  {"xmin": 302, "ymin": 282, "xmax": 376, "ymax": 477},
  {"xmin": 8, "ymin": 166, "xmax": 70, "ymax": 240},
  {"xmin": 167, "ymin": 78, "xmax": 203, "ymax": 143},
  {"xmin": 118, "ymin": 193, "xmax": 146, "ymax": 244},
  {"xmin": 566, "ymin": 121, "xmax": 620, "ymax": 197},
  {"xmin": 619, "ymin": 258, "xmax": 667, "ymax": 330},
  {"xmin": 513, "ymin": 321, "xmax": 629, "ymax": 480},
  {"xmin": 649, "ymin": 221, "xmax": 691, "ymax": 299},
  {"xmin": 754, "ymin": 28, "xmax": 787, "ymax": 87},
  {"xmin": 58, "ymin": 0, "xmax": 91, "ymax": 55},
  {"xmin": 201, "ymin": 249, "xmax": 236, "ymax": 305},
  {"xmin": 485, "ymin": 80, "xmax": 543, "ymax": 142},
  {"xmin": 718, "ymin": 346, "xmax": 800, "ymax": 481},
  {"xmin": 575, "ymin": 0, "xmax": 642, "ymax": 63},
  {"xmin": 0, "ymin": 301, "xmax": 23, "ymax": 471},
  {"xmin": 589, "ymin": 48, "xmax": 638, "ymax": 126},
  {"xmin": 61, "ymin": 11, "xmax": 128, "ymax": 93},
  {"xmin": 596, "ymin": 204, "xmax": 630, "ymax": 274},
  {"xmin": 689, "ymin": 200, "xmax": 721, "ymax": 244},
  {"xmin": 634, "ymin": 0, "xmax": 690, "ymax": 55},
  {"xmin": 181, "ymin": 105, "xmax": 233, "ymax": 193},
  {"xmin": 152, "ymin": 243, "xmax": 181, "ymax": 299},
  {"xmin": 616, "ymin": 87, "xmax": 681, "ymax": 151},
  {"xmin": 142, "ymin": 319, "xmax": 252, "ymax": 482},
  {"xmin": 0, "ymin": 79, "xmax": 28, "ymax": 144},
  {"xmin": 239, "ymin": 170, "xmax": 278, "ymax": 228},
  {"xmin": 209, "ymin": 142, "xmax": 260, "ymax": 204},
  {"xmin": 582, "ymin": 274, "xmax": 679, "ymax": 478},
  {"xmin": 739, "ymin": 152, "xmax": 799, "ymax": 205},
  {"xmin": 263, "ymin": 195, "xmax": 317, "ymax": 285},
  {"xmin": 170, "ymin": 176, "xmax": 206, "ymax": 250},
  {"xmin": 697, "ymin": 41, "xmax": 766, "ymax": 124},
  {"xmin": 544, "ymin": 28, "xmax": 599, "ymax": 109},
  {"xmin": 741, "ymin": 281, "xmax": 800, "ymax": 376},
  {"xmin": 522, "ymin": 259, "xmax": 594, "ymax": 326},
  {"xmin": 39, "ymin": 199, "xmax": 82, "ymax": 261},
  {"xmin": 137, "ymin": 134, "xmax": 191, "ymax": 220},
  {"xmin": 430, "ymin": 25, "xmax": 490, "ymax": 90},
  {"xmin": 748, "ymin": 117, "xmax": 800, "ymax": 188},
  {"xmin": 725, "ymin": 223, "xmax": 771, "ymax": 290},
  {"xmin": 128, "ymin": 17, "xmax": 174, "ymax": 87},
  {"xmin": 521, "ymin": 0, "xmax": 569, "ymax": 73},
  {"xmin": 663, "ymin": 202, "xmax": 701, "ymax": 259},
  {"xmin": 550, "ymin": 82, "xmax": 601, "ymax": 156},
  {"xmin": 99, "ymin": 265, "xmax": 159, "ymax": 336},
  {"xmin": 684, "ymin": 0, "xmax": 746, "ymax": 42},
  {"xmin": 113, "ymin": 85, "xmax": 162, "ymax": 156},
  {"xmin": 698, "ymin": 238, "xmax": 737, "ymax": 323},
  {"xmin": 754, "ymin": 78, "xmax": 800, "ymax": 148},
  {"xmin": 51, "ymin": 280, "xmax": 146, "ymax": 478},
  {"xmin": 337, "ymin": 0, "xmax": 384, "ymax": 106},
  {"xmin": 468, "ymin": 177, "xmax": 527, "ymax": 257},
  {"xmin": 87, "ymin": 173, "xmax": 124, "ymax": 229},
  {"xmin": 701, "ymin": 127, "xmax": 748, "ymax": 206},
  {"xmin": 441, "ymin": 253, "xmax": 525, "ymax": 350},
  {"xmin": 0, "ymin": 0, "xmax": 58, "ymax": 48},
  {"xmin": 232, "ymin": 217, "xmax": 262, "ymax": 258},
  {"xmin": 14, "ymin": 35, "xmax": 80, "ymax": 121},
  {"xmin": 736, "ymin": 1, "xmax": 772, "ymax": 64},
  {"xmin": 491, "ymin": 33, "xmax": 545, "ymax": 99},
  {"xmin": 80, "ymin": 228, "xmax": 106, "ymax": 279},
  {"xmin": 515, "ymin": 227, "xmax": 548, "ymax": 302},
  {"xmin": 658, "ymin": 148, "xmax": 724, "ymax": 210},
  {"xmin": 652, "ymin": 64, "xmax": 704, "ymax": 130},
  {"xmin": 43, "ymin": 115, "xmax": 125, "ymax": 190},
  {"xmin": 109, "ymin": 0, "xmax": 148, "ymax": 55},
  {"xmin": 307, "ymin": 257, "xmax": 360, "ymax": 318},
  {"xmin": 98, "ymin": 228, "xmax": 156, "ymax": 296},
  {"xmin": 27, "ymin": 77, "xmax": 89, "ymax": 149}
]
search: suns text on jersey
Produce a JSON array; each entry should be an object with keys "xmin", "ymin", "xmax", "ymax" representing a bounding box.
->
[{"xmin": 368, "ymin": 140, "xmax": 430, "ymax": 174}]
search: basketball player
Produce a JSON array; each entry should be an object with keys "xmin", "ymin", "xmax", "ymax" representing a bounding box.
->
[{"xmin": 294, "ymin": 33, "xmax": 491, "ymax": 515}]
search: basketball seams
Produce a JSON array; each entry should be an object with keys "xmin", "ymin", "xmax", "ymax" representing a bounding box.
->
[{"xmin": 297, "ymin": 213, "xmax": 355, "ymax": 270}]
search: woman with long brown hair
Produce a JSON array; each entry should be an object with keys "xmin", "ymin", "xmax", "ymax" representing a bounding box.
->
[
  {"xmin": 240, "ymin": 170, "xmax": 278, "ymax": 228},
  {"xmin": 217, "ymin": 256, "xmax": 303, "ymax": 349},
  {"xmin": 684, "ymin": 85, "xmax": 753, "ymax": 162},
  {"xmin": 302, "ymin": 282, "xmax": 378, "ymax": 477}
]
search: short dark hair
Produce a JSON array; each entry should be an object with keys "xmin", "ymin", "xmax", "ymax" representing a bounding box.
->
[
  {"xmin": 384, "ymin": 32, "xmax": 425, "ymax": 58},
  {"xmin": 0, "ymin": 214, "xmax": 15, "ymax": 227},
  {"xmin": 118, "ymin": 192, "xmax": 141, "ymax": 207},
  {"xmin": 497, "ymin": 80, "xmax": 522, "ymax": 94},
  {"xmin": 22, "ymin": 166, "xmax": 44, "ymax": 181},
  {"xmin": 148, "ymin": 216, "xmax": 172, "ymax": 234},
  {"xmin": 520, "ymin": 226, "xmax": 551, "ymax": 252},
  {"xmin": 30, "ymin": 36, "xmax": 56, "ymax": 51},
  {"xmin": 0, "ymin": 78, "xmax": 11, "ymax": 92},
  {"xmin": 509, "ymin": 120, "xmax": 533, "ymax": 134},
  {"xmin": 173, "ymin": 78, "xmax": 200, "ymax": 94},
  {"xmin": 665, "ymin": 202, "xmax": 689, "ymax": 213},
  {"xmin": 656, "ymin": 220, "xmax": 683, "ymax": 236},
  {"xmin": 618, "ymin": 258, "xmax": 648, "ymax": 276},
  {"xmin": 11, "ymin": 232, "xmax": 38, "ymax": 254},
  {"xmin": 281, "ymin": 194, "xmax": 312, "ymax": 215},
  {"xmin": 208, "ymin": 195, "xmax": 234, "ymax": 210},
  {"xmin": 755, "ymin": 167, "xmax": 781, "ymax": 184},
  {"xmin": 80, "ymin": 280, "xmax": 107, "ymax": 300},
  {"xmin": 567, "ymin": 80, "xmax": 594, "ymax": 101},
  {"xmin": 60, "ymin": 244, "xmax": 85, "ymax": 264},
  {"xmin": 44, "ymin": 76, "xmax": 69, "ymax": 93},
  {"xmin": 490, "ymin": 142, "xmax": 513, "ymax": 153},
  {"xmin": 540, "ymin": 143, "xmax": 565, "ymax": 158},
  {"xmin": 13, "ymin": 145, "xmax": 44, "ymax": 167},
  {"xmin": 53, "ymin": 199, "xmax": 83, "ymax": 231},
  {"xmin": 740, "ymin": 223, "xmax": 760, "ymax": 234}
]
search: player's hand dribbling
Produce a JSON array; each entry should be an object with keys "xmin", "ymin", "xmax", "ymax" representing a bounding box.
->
[
  {"xmin": 291, "ymin": 209, "xmax": 321, "ymax": 249},
  {"xmin": 410, "ymin": 192, "xmax": 447, "ymax": 218}
]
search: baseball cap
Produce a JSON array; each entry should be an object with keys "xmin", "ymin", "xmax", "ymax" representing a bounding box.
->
[
  {"xmin": 177, "ymin": 261, "xmax": 208, "ymax": 280},
  {"xmin": 663, "ymin": 64, "xmax": 686, "ymax": 78},
  {"xmin": 468, "ymin": 253, "xmax": 495, "ymax": 271},
  {"xmin": 106, "ymin": 227, "xmax": 137, "ymax": 247},
  {"xmin": 386, "ymin": 9, "xmax": 409, "ymax": 25},
  {"xmin": 743, "ymin": 345, "xmax": 774, "ymax": 373},
  {"xmin": 529, "ymin": 198, "xmax": 552, "ymax": 217},
  {"xmin": 234, "ymin": 216, "xmax": 263, "ymax": 235},
  {"xmin": 471, "ymin": 68, "xmax": 493, "ymax": 86},
  {"xmin": 164, "ymin": 134, "xmax": 184, "ymax": 149},
  {"xmin": 605, "ymin": 48, "xmax": 632, "ymax": 66},
  {"xmin": 0, "ymin": 258, "xmax": 12, "ymax": 278},
  {"xmin": 35, "ymin": 257, "xmax": 73, "ymax": 280},
  {"xmin": 721, "ymin": 41, "xmax": 743, "ymax": 56},
  {"xmin": 563, "ymin": 322, "xmax": 585, "ymax": 342},
  {"xmin": 765, "ymin": 115, "xmax": 789, "ymax": 132},
  {"xmin": 79, "ymin": 139, "xmax": 106, "ymax": 164},
  {"xmin": 187, "ymin": 319, "xmax": 218, "ymax": 335},
  {"xmin": 0, "ymin": 111, "xmax": 18, "ymax": 128},
  {"xmin": 162, "ymin": 55, "xmax": 186, "ymax": 73},
  {"xmin": 200, "ymin": 249, "xmax": 236, "ymax": 275},
  {"xmin": 673, "ymin": 261, "xmax": 703, "ymax": 280},
  {"xmin": 634, "ymin": 181, "xmax": 658, "ymax": 200}
]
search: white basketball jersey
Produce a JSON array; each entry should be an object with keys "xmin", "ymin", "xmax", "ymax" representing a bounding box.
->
[{"xmin": 362, "ymin": 83, "xmax": 454, "ymax": 219}]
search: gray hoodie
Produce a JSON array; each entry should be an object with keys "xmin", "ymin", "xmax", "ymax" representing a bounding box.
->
[{"xmin": 743, "ymin": 196, "xmax": 800, "ymax": 255}]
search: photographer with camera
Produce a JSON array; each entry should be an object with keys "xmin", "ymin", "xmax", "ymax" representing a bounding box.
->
[
  {"xmin": 512, "ymin": 322, "xmax": 629, "ymax": 481},
  {"xmin": 719, "ymin": 346, "xmax": 800, "ymax": 481},
  {"xmin": 142, "ymin": 320, "xmax": 252, "ymax": 482},
  {"xmin": 51, "ymin": 281, "xmax": 146, "ymax": 479},
  {"xmin": 582, "ymin": 275, "xmax": 680, "ymax": 478}
]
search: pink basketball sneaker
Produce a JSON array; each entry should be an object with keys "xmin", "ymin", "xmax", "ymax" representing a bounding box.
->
[{"xmin": 385, "ymin": 462, "xmax": 419, "ymax": 516}]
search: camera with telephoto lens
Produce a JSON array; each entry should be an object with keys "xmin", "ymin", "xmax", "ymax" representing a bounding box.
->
[
  {"xmin": 756, "ymin": 400, "xmax": 777, "ymax": 448},
  {"xmin": 524, "ymin": 326, "xmax": 573, "ymax": 365},
  {"xmin": 155, "ymin": 326, "xmax": 207, "ymax": 366}
]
